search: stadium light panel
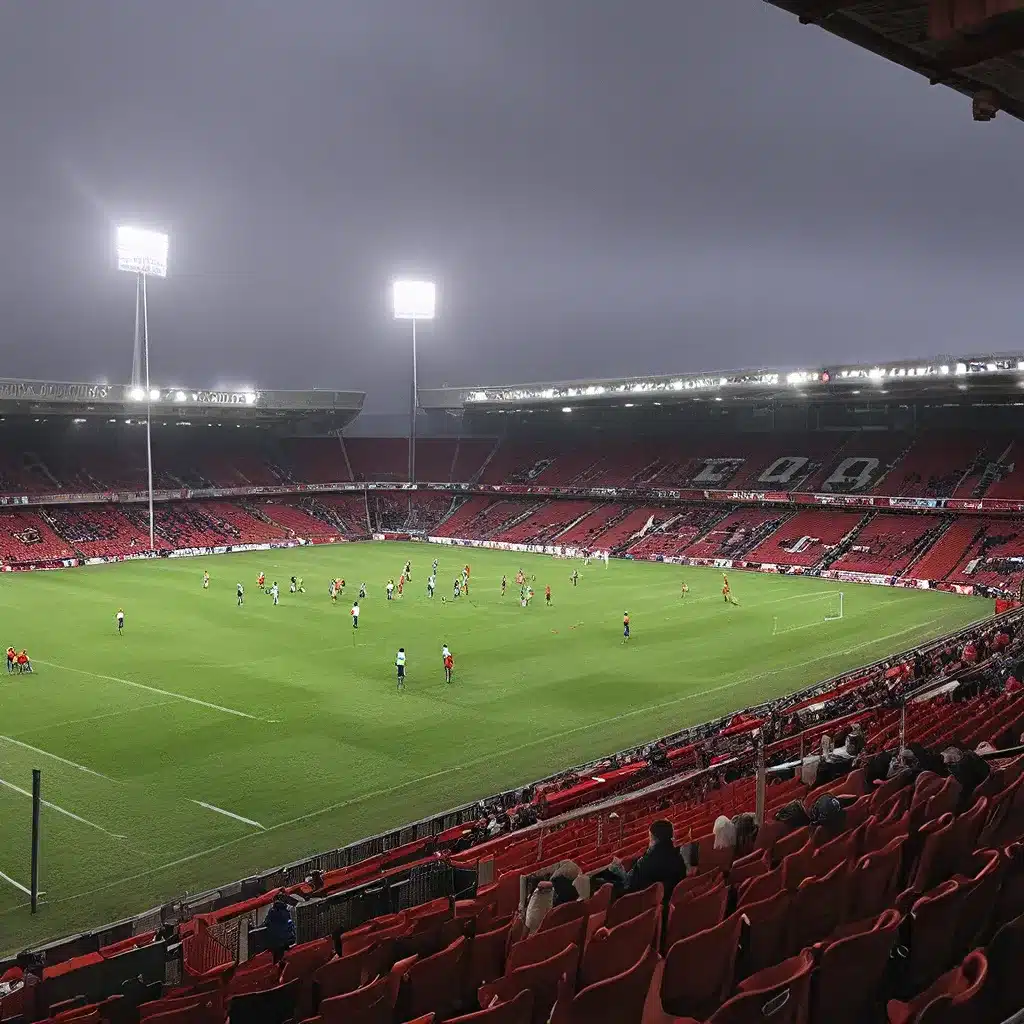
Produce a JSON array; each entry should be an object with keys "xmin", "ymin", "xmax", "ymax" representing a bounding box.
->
[
  {"xmin": 562, "ymin": 406, "xmax": 572, "ymax": 413},
  {"xmin": 149, "ymin": 389, "xmax": 160, "ymax": 401},
  {"xmin": 129, "ymin": 387, "xmax": 145, "ymax": 401},
  {"xmin": 244, "ymin": 391, "xmax": 257, "ymax": 405},
  {"xmin": 392, "ymin": 279, "xmax": 436, "ymax": 320},
  {"xmin": 116, "ymin": 226, "xmax": 169, "ymax": 278},
  {"xmin": 174, "ymin": 390, "xmax": 187, "ymax": 402}
]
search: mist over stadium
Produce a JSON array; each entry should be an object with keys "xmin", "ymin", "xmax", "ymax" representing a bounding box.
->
[{"xmin": 2, "ymin": 2, "xmax": 1024, "ymax": 1023}]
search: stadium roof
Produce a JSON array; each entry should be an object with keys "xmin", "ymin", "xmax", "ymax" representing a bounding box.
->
[
  {"xmin": 766, "ymin": 0, "xmax": 1024, "ymax": 123},
  {"xmin": 0, "ymin": 378, "xmax": 364, "ymax": 425},
  {"xmin": 419, "ymin": 353, "xmax": 1024, "ymax": 410}
]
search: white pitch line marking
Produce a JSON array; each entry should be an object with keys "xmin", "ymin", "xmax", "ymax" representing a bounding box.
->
[
  {"xmin": 191, "ymin": 801, "xmax": 265, "ymax": 831},
  {"xmin": 0, "ymin": 776, "xmax": 127, "ymax": 840},
  {"xmin": 0, "ymin": 735, "xmax": 117, "ymax": 783},
  {"xmin": 0, "ymin": 869, "xmax": 30, "ymax": 896},
  {"xmin": 31, "ymin": 614, "xmax": 959, "ymax": 911},
  {"xmin": 35, "ymin": 661, "xmax": 265, "ymax": 722}
]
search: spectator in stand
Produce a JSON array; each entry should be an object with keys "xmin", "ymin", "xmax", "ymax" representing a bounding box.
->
[
  {"xmin": 1006, "ymin": 673, "xmax": 1023, "ymax": 694},
  {"xmin": 626, "ymin": 819, "xmax": 688, "ymax": 898},
  {"xmin": 712, "ymin": 815, "xmax": 737, "ymax": 851},
  {"xmin": 524, "ymin": 880, "xmax": 554, "ymax": 934},
  {"xmin": 264, "ymin": 893, "xmax": 296, "ymax": 962},
  {"xmin": 774, "ymin": 800, "xmax": 811, "ymax": 833},
  {"xmin": 808, "ymin": 794, "xmax": 845, "ymax": 837},
  {"xmin": 732, "ymin": 812, "xmax": 759, "ymax": 853},
  {"xmin": 549, "ymin": 860, "xmax": 590, "ymax": 905},
  {"xmin": 942, "ymin": 746, "xmax": 990, "ymax": 808}
]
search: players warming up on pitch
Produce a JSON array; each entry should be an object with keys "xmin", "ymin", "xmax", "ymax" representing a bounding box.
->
[
  {"xmin": 427, "ymin": 574, "xmax": 436, "ymax": 598},
  {"xmin": 723, "ymin": 573, "xmax": 738, "ymax": 606},
  {"xmin": 571, "ymin": 569, "xmax": 579, "ymax": 587},
  {"xmin": 359, "ymin": 581, "xmax": 367, "ymax": 598},
  {"xmin": 622, "ymin": 611, "xmax": 630, "ymax": 642},
  {"xmin": 237, "ymin": 582, "xmax": 244, "ymax": 606},
  {"xmin": 271, "ymin": 582, "xmax": 280, "ymax": 605},
  {"xmin": 681, "ymin": 581, "xmax": 689, "ymax": 597},
  {"xmin": 203, "ymin": 571, "xmax": 210, "ymax": 590},
  {"xmin": 395, "ymin": 648, "xmax": 406, "ymax": 692},
  {"xmin": 545, "ymin": 584, "xmax": 552, "ymax": 606},
  {"xmin": 351, "ymin": 601, "xmax": 360, "ymax": 629},
  {"xmin": 116, "ymin": 608, "xmax": 125, "ymax": 634},
  {"xmin": 405, "ymin": 560, "xmax": 412, "ymax": 580},
  {"xmin": 501, "ymin": 574, "xmax": 507, "ymax": 596},
  {"xmin": 386, "ymin": 579, "xmax": 395, "ymax": 601},
  {"xmin": 257, "ymin": 571, "xmax": 265, "ymax": 590},
  {"xmin": 441, "ymin": 643, "xmax": 454, "ymax": 684}
]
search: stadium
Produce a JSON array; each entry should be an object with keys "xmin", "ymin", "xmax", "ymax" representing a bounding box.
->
[{"xmin": 4, "ymin": 2, "xmax": 1024, "ymax": 1023}]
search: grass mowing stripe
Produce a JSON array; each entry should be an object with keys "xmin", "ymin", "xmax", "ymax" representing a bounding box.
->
[
  {"xmin": 0, "ymin": 543, "xmax": 990, "ymax": 949},
  {"xmin": 0, "ymin": 777, "xmax": 127, "ymax": 840},
  {"xmin": 29, "ymin": 614, "xmax": 947, "ymax": 911},
  {"xmin": 0, "ymin": 735, "xmax": 118, "ymax": 783},
  {"xmin": 33, "ymin": 661, "xmax": 267, "ymax": 721}
]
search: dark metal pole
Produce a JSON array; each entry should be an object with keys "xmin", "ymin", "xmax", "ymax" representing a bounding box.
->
[{"xmin": 30, "ymin": 769, "xmax": 41, "ymax": 913}]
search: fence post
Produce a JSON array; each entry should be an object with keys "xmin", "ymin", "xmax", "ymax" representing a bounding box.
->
[
  {"xmin": 31, "ymin": 768, "xmax": 41, "ymax": 914},
  {"xmin": 754, "ymin": 733, "xmax": 766, "ymax": 828}
]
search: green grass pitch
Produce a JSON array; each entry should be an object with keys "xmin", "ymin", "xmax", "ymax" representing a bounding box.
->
[{"xmin": 0, "ymin": 542, "xmax": 990, "ymax": 950}]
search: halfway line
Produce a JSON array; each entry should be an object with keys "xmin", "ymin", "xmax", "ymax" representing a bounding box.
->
[
  {"xmin": 0, "ymin": 735, "xmax": 117, "ymax": 783},
  {"xmin": 36, "ymin": 661, "xmax": 265, "ymax": 722},
  {"xmin": 0, "ymin": 776, "xmax": 127, "ymax": 840},
  {"xmin": 191, "ymin": 800, "xmax": 265, "ymax": 831}
]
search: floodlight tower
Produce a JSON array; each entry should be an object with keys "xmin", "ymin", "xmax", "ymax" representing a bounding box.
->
[
  {"xmin": 116, "ymin": 226, "xmax": 168, "ymax": 551},
  {"xmin": 391, "ymin": 280, "xmax": 436, "ymax": 486}
]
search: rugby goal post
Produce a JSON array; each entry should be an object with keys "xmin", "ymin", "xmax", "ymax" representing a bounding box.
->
[{"xmin": 772, "ymin": 591, "xmax": 844, "ymax": 636}]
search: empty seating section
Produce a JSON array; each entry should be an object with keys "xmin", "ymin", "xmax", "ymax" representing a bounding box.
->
[
  {"xmin": 625, "ymin": 507, "xmax": 725, "ymax": 559},
  {"xmin": 278, "ymin": 438, "xmax": 351, "ymax": 483},
  {"xmin": 434, "ymin": 499, "xmax": 525, "ymax": 539},
  {"xmin": 17, "ymin": 683, "xmax": 1024, "ymax": 1024},
  {"xmin": 913, "ymin": 517, "xmax": 990, "ymax": 583},
  {"xmin": 259, "ymin": 503, "xmax": 342, "ymax": 539},
  {"xmin": 886, "ymin": 433, "xmax": 1000, "ymax": 499},
  {"xmin": 493, "ymin": 501, "xmax": 598, "ymax": 545},
  {"xmin": 450, "ymin": 438, "xmax": 497, "ymax": 482},
  {"xmin": 314, "ymin": 495, "xmax": 370, "ymax": 536},
  {"xmin": 747, "ymin": 510, "xmax": 860, "ymax": 568},
  {"xmin": 803, "ymin": 433, "xmax": 912, "ymax": 493},
  {"xmin": 0, "ymin": 509, "xmax": 75, "ymax": 562},
  {"xmin": 948, "ymin": 517, "xmax": 1024, "ymax": 591},
  {"xmin": 43, "ymin": 506, "xmax": 150, "ymax": 557},
  {"xmin": 413, "ymin": 439, "xmax": 460, "ymax": 482},
  {"xmin": 828, "ymin": 514, "xmax": 938, "ymax": 575},
  {"xmin": 346, "ymin": 439, "xmax": 414, "ymax": 481},
  {"xmin": 686, "ymin": 508, "xmax": 792, "ymax": 561},
  {"xmin": 555, "ymin": 504, "xmax": 627, "ymax": 547},
  {"xmin": 4, "ymin": 432, "xmax": 1024, "ymax": 584}
]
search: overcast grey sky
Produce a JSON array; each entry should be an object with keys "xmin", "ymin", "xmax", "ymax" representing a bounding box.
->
[{"xmin": 1, "ymin": 0, "xmax": 1022, "ymax": 410}]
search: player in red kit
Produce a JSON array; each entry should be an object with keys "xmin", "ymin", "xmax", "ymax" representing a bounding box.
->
[{"xmin": 397, "ymin": 574, "xmax": 405, "ymax": 597}]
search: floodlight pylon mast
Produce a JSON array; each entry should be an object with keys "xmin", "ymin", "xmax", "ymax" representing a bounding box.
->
[
  {"xmin": 141, "ymin": 273, "xmax": 155, "ymax": 552},
  {"xmin": 409, "ymin": 317, "xmax": 418, "ymax": 487}
]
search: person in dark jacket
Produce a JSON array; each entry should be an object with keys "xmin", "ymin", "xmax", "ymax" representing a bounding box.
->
[
  {"xmin": 625, "ymin": 820, "xmax": 688, "ymax": 898},
  {"xmin": 264, "ymin": 893, "xmax": 296, "ymax": 961}
]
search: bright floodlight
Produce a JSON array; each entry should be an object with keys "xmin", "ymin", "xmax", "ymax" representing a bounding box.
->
[
  {"xmin": 129, "ymin": 387, "xmax": 145, "ymax": 401},
  {"xmin": 116, "ymin": 226, "xmax": 168, "ymax": 278},
  {"xmin": 392, "ymin": 280, "xmax": 436, "ymax": 321}
]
